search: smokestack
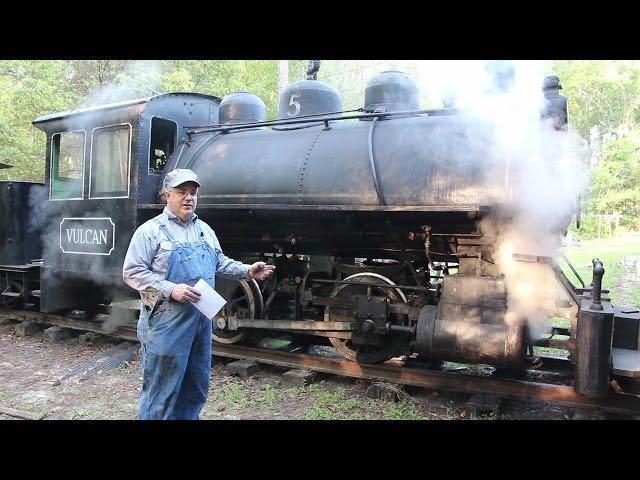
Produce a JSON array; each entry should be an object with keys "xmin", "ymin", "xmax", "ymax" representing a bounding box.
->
[
  {"xmin": 306, "ymin": 60, "xmax": 321, "ymax": 80},
  {"xmin": 540, "ymin": 75, "xmax": 568, "ymax": 131},
  {"xmin": 484, "ymin": 60, "xmax": 516, "ymax": 94}
]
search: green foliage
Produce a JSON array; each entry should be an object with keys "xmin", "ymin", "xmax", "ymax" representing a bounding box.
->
[
  {"xmin": 0, "ymin": 390, "xmax": 16, "ymax": 400},
  {"xmin": 214, "ymin": 380, "xmax": 248, "ymax": 407},
  {"xmin": 550, "ymin": 61, "xmax": 640, "ymax": 237},
  {"xmin": 550, "ymin": 60, "xmax": 640, "ymax": 140},
  {"xmin": 590, "ymin": 137, "xmax": 640, "ymax": 215},
  {"xmin": 0, "ymin": 60, "xmax": 279, "ymax": 182},
  {"xmin": 303, "ymin": 384, "xmax": 368, "ymax": 420},
  {"xmin": 383, "ymin": 401, "xmax": 424, "ymax": 420},
  {"xmin": 257, "ymin": 384, "xmax": 279, "ymax": 410}
]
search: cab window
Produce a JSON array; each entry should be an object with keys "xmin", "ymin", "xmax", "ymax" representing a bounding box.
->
[
  {"xmin": 149, "ymin": 117, "xmax": 177, "ymax": 174},
  {"xmin": 51, "ymin": 131, "xmax": 85, "ymax": 200},
  {"xmin": 90, "ymin": 124, "xmax": 131, "ymax": 198}
]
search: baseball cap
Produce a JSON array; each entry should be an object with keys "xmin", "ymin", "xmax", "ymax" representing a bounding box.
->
[
  {"xmin": 542, "ymin": 75, "xmax": 562, "ymax": 90},
  {"xmin": 162, "ymin": 169, "xmax": 201, "ymax": 193}
]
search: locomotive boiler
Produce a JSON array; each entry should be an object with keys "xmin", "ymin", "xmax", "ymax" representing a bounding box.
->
[{"xmin": 1, "ymin": 61, "xmax": 638, "ymax": 399}]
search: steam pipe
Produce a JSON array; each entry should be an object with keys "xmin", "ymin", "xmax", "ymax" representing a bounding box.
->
[
  {"xmin": 422, "ymin": 225, "xmax": 443, "ymax": 271},
  {"xmin": 367, "ymin": 117, "xmax": 386, "ymax": 206},
  {"xmin": 562, "ymin": 253, "xmax": 585, "ymax": 288},
  {"xmin": 185, "ymin": 108, "xmax": 457, "ymax": 135},
  {"xmin": 590, "ymin": 258, "xmax": 604, "ymax": 311}
]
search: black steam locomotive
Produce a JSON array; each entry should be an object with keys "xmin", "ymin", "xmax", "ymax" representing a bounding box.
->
[{"xmin": 1, "ymin": 62, "xmax": 639, "ymax": 398}]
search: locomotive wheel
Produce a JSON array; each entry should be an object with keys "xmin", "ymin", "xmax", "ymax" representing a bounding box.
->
[
  {"xmin": 324, "ymin": 272, "xmax": 408, "ymax": 364},
  {"xmin": 213, "ymin": 278, "xmax": 263, "ymax": 344}
]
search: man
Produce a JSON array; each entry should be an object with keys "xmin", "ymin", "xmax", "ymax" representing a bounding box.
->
[{"xmin": 123, "ymin": 168, "xmax": 275, "ymax": 420}]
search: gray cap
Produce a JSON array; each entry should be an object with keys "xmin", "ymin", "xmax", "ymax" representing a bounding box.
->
[
  {"xmin": 162, "ymin": 169, "xmax": 201, "ymax": 193},
  {"xmin": 542, "ymin": 75, "xmax": 562, "ymax": 90}
]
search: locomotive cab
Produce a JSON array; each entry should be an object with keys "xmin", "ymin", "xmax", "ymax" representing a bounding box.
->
[{"xmin": 31, "ymin": 93, "xmax": 220, "ymax": 316}]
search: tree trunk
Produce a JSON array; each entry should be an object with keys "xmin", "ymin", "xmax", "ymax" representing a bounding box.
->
[{"xmin": 278, "ymin": 60, "xmax": 289, "ymax": 97}]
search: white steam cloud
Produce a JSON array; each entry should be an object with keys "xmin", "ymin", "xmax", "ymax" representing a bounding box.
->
[
  {"xmin": 437, "ymin": 60, "xmax": 590, "ymax": 340},
  {"xmin": 81, "ymin": 61, "xmax": 163, "ymax": 107}
]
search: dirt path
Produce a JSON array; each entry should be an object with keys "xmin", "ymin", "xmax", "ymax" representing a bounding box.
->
[{"xmin": 0, "ymin": 320, "xmax": 625, "ymax": 420}]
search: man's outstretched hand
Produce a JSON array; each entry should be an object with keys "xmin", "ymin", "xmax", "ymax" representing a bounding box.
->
[{"xmin": 249, "ymin": 262, "xmax": 276, "ymax": 281}]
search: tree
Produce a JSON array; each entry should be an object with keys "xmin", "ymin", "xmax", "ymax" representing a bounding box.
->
[{"xmin": 0, "ymin": 60, "xmax": 280, "ymax": 181}]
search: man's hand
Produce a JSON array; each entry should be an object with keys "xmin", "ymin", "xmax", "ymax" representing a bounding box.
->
[
  {"xmin": 170, "ymin": 284, "xmax": 201, "ymax": 303},
  {"xmin": 249, "ymin": 262, "xmax": 276, "ymax": 281}
]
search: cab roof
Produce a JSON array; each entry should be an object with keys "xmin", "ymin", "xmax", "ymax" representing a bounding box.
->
[{"xmin": 32, "ymin": 92, "xmax": 220, "ymax": 125}]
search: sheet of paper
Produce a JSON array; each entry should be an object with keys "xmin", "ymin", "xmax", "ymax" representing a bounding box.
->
[{"xmin": 193, "ymin": 279, "xmax": 228, "ymax": 319}]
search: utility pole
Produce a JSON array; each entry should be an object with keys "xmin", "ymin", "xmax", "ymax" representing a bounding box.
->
[{"xmin": 278, "ymin": 60, "xmax": 289, "ymax": 96}]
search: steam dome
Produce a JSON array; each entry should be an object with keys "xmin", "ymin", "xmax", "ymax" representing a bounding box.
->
[
  {"xmin": 364, "ymin": 70, "xmax": 420, "ymax": 113},
  {"xmin": 219, "ymin": 92, "xmax": 267, "ymax": 124}
]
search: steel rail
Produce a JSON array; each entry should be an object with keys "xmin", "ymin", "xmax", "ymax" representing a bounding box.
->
[
  {"xmin": 211, "ymin": 344, "xmax": 640, "ymax": 416},
  {"xmin": 2, "ymin": 307, "xmax": 639, "ymax": 416},
  {"xmin": 0, "ymin": 308, "xmax": 138, "ymax": 341}
]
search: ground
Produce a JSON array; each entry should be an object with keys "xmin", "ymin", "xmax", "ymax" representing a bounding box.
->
[{"xmin": 0, "ymin": 321, "xmax": 604, "ymax": 421}]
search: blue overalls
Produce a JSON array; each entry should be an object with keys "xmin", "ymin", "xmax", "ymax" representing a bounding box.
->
[{"xmin": 137, "ymin": 219, "xmax": 217, "ymax": 420}]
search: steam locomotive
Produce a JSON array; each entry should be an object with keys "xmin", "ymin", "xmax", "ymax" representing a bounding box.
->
[{"xmin": 1, "ymin": 61, "xmax": 639, "ymax": 398}]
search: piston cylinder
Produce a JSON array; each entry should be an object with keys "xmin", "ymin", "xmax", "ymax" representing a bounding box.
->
[{"xmin": 415, "ymin": 305, "xmax": 527, "ymax": 367}]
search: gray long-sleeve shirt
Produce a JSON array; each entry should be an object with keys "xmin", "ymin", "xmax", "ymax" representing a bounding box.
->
[{"xmin": 123, "ymin": 207, "xmax": 251, "ymax": 305}]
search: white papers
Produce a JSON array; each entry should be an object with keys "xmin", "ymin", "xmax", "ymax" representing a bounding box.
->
[{"xmin": 193, "ymin": 279, "xmax": 228, "ymax": 319}]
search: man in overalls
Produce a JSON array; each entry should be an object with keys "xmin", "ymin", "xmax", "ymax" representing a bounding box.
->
[{"xmin": 123, "ymin": 169, "xmax": 275, "ymax": 420}]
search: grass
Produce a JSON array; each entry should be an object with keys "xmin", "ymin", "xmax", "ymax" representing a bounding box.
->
[
  {"xmin": 65, "ymin": 408, "xmax": 88, "ymax": 419},
  {"xmin": 0, "ymin": 391, "xmax": 17, "ymax": 400},
  {"xmin": 383, "ymin": 401, "xmax": 424, "ymax": 420},
  {"xmin": 533, "ymin": 346, "xmax": 570, "ymax": 358},
  {"xmin": 210, "ymin": 379, "xmax": 250, "ymax": 412},
  {"xmin": 563, "ymin": 236, "xmax": 640, "ymax": 307},
  {"xmin": 303, "ymin": 383, "xmax": 368, "ymax": 419},
  {"xmin": 442, "ymin": 362, "xmax": 495, "ymax": 376},
  {"xmin": 218, "ymin": 382, "xmax": 247, "ymax": 404},
  {"xmin": 282, "ymin": 386, "xmax": 305, "ymax": 399},
  {"xmin": 21, "ymin": 403, "xmax": 50, "ymax": 418},
  {"xmin": 299, "ymin": 382, "xmax": 432, "ymax": 420},
  {"xmin": 257, "ymin": 385, "xmax": 279, "ymax": 410}
]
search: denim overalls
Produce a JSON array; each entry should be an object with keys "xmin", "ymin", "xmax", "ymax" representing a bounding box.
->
[{"xmin": 137, "ymin": 219, "xmax": 217, "ymax": 420}]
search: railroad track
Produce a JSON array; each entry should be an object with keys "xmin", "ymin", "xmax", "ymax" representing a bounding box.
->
[{"xmin": 3, "ymin": 307, "xmax": 640, "ymax": 417}]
